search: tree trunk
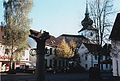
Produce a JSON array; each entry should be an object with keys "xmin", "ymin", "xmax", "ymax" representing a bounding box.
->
[{"xmin": 36, "ymin": 41, "xmax": 45, "ymax": 81}]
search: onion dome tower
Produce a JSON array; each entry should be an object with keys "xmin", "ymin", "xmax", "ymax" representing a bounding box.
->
[{"xmin": 78, "ymin": 0, "xmax": 98, "ymax": 43}]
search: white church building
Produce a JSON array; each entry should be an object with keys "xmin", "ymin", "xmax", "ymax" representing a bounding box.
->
[{"xmin": 77, "ymin": 2, "xmax": 112, "ymax": 71}]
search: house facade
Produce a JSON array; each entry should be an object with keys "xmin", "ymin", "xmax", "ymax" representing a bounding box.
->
[
  {"xmin": 78, "ymin": 43, "xmax": 112, "ymax": 71},
  {"xmin": 109, "ymin": 13, "xmax": 120, "ymax": 76},
  {"xmin": 0, "ymin": 44, "xmax": 31, "ymax": 72},
  {"xmin": 29, "ymin": 45, "xmax": 71, "ymax": 72},
  {"xmin": 0, "ymin": 26, "xmax": 31, "ymax": 72}
]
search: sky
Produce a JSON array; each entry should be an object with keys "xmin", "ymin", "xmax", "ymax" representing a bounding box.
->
[
  {"xmin": 30, "ymin": 0, "xmax": 86, "ymax": 37},
  {"xmin": 0, "ymin": 0, "xmax": 120, "ymax": 37}
]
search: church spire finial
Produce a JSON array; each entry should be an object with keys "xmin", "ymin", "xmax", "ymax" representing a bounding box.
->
[
  {"xmin": 85, "ymin": 0, "xmax": 89, "ymax": 16},
  {"xmin": 80, "ymin": 0, "xmax": 93, "ymax": 28}
]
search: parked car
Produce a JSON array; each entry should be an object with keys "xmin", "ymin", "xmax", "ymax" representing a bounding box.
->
[{"xmin": 16, "ymin": 65, "xmax": 35, "ymax": 73}]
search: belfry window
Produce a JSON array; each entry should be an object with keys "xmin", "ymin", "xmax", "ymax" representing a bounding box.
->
[{"xmin": 90, "ymin": 32, "xmax": 93, "ymax": 36}]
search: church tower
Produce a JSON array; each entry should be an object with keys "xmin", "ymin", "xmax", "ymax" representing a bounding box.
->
[{"xmin": 78, "ymin": 0, "xmax": 98, "ymax": 43}]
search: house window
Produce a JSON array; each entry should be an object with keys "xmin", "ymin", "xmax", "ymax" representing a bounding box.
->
[
  {"xmin": 101, "ymin": 64, "xmax": 103, "ymax": 70},
  {"xmin": 5, "ymin": 48, "xmax": 9, "ymax": 54},
  {"xmin": 85, "ymin": 55, "xmax": 87, "ymax": 60},
  {"xmin": 95, "ymin": 55, "xmax": 97, "ymax": 60},
  {"xmin": 45, "ymin": 59, "xmax": 47, "ymax": 67},
  {"xmin": 90, "ymin": 32, "xmax": 93, "ymax": 36},
  {"xmin": 53, "ymin": 59, "xmax": 57, "ymax": 67},
  {"xmin": 50, "ymin": 48, "xmax": 52, "ymax": 55},
  {"xmin": 50, "ymin": 59, "xmax": 52, "ymax": 67},
  {"xmin": 106, "ymin": 64, "xmax": 108, "ymax": 68},
  {"xmin": 59, "ymin": 60, "xmax": 61, "ymax": 67},
  {"xmin": 54, "ymin": 48, "xmax": 57, "ymax": 55},
  {"xmin": 45, "ymin": 48, "xmax": 48, "ymax": 54},
  {"xmin": 66, "ymin": 60, "xmax": 68, "ymax": 67},
  {"xmin": 81, "ymin": 46, "xmax": 84, "ymax": 49},
  {"xmin": 62, "ymin": 60, "xmax": 65, "ymax": 67},
  {"xmin": 82, "ymin": 55, "xmax": 84, "ymax": 57},
  {"xmin": 100, "ymin": 56, "xmax": 103, "ymax": 60},
  {"xmin": 0, "ymin": 45, "xmax": 2, "ymax": 51},
  {"xmin": 85, "ymin": 64, "xmax": 88, "ymax": 68},
  {"xmin": 22, "ymin": 51, "xmax": 25, "ymax": 56},
  {"xmin": 105, "ymin": 56, "xmax": 108, "ymax": 60}
]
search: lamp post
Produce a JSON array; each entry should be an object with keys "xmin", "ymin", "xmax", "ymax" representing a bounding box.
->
[{"xmin": 29, "ymin": 29, "xmax": 50, "ymax": 81}]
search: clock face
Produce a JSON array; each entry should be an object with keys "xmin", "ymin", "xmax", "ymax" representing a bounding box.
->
[{"xmin": 29, "ymin": 49, "xmax": 36, "ymax": 56}]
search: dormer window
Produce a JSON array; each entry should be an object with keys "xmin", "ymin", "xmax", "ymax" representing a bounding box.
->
[{"xmin": 81, "ymin": 46, "xmax": 84, "ymax": 49}]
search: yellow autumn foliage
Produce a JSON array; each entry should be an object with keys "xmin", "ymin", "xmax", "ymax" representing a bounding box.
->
[{"xmin": 57, "ymin": 39, "xmax": 76, "ymax": 58}]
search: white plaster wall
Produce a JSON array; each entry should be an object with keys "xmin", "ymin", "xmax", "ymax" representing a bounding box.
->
[
  {"xmin": 101, "ymin": 56, "xmax": 112, "ymax": 71},
  {"xmin": 21, "ymin": 48, "xmax": 30, "ymax": 62},
  {"xmin": 79, "ymin": 30, "xmax": 97, "ymax": 43},
  {"xmin": 45, "ymin": 54, "xmax": 55, "ymax": 67},
  {"xmin": 111, "ymin": 40, "xmax": 120, "ymax": 76},
  {"xmin": 78, "ymin": 43, "xmax": 98, "ymax": 70},
  {"xmin": 29, "ymin": 46, "xmax": 55, "ymax": 67}
]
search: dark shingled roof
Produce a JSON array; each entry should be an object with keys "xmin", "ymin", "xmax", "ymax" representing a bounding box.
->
[
  {"xmin": 83, "ymin": 43, "xmax": 111, "ymax": 56},
  {"xmin": 61, "ymin": 34, "xmax": 88, "ymax": 39},
  {"xmin": 102, "ymin": 43, "xmax": 111, "ymax": 56},
  {"xmin": 46, "ymin": 35, "xmax": 57, "ymax": 47},
  {"xmin": 109, "ymin": 13, "xmax": 120, "ymax": 41},
  {"xmin": 83, "ymin": 43, "xmax": 102, "ymax": 54}
]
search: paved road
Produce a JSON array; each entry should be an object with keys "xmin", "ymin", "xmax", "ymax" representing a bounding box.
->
[
  {"xmin": 0, "ymin": 72, "xmax": 120, "ymax": 81},
  {"xmin": 1, "ymin": 72, "xmax": 88, "ymax": 81}
]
